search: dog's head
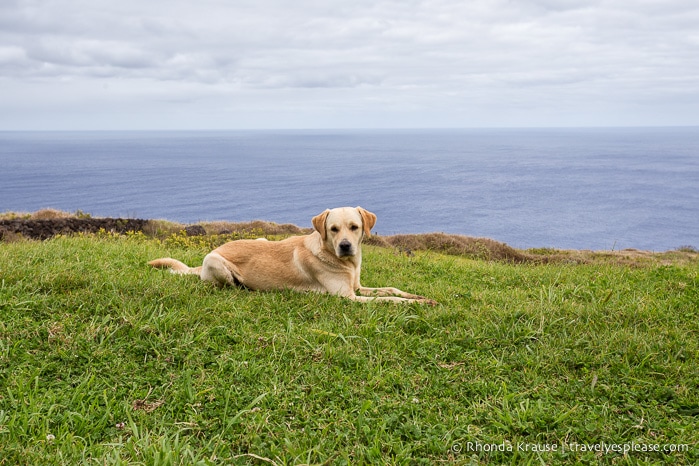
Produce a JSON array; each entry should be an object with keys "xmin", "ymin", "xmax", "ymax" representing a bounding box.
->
[{"xmin": 312, "ymin": 206, "xmax": 377, "ymax": 259}]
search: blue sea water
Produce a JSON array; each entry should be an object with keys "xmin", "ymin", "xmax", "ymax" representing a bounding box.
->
[{"xmin": 1, "ymin": 128, "xmax": 698, "ymax": 251}]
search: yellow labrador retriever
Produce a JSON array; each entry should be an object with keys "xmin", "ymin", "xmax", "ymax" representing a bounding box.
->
[{"xmin": 149, "ymin": 206, "xmax": 436, "ymax": 304}]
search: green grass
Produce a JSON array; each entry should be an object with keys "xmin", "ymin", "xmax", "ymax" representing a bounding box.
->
[{"xmin": 1, "ymin": 231, "xmax": 698, "ymax": 465}]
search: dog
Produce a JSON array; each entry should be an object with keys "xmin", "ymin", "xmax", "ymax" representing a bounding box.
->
[{"xmin": 149, "ymin": 206, "xmax": 437, "ymax": 304}]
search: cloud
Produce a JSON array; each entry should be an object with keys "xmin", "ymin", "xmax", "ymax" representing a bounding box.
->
[
  {"xmin": 0, "ymin": 45, "xmax": 27, "ymax": 65},
  {"xmin": 1, "ymin": 0, "xmax": 698, "ymax": 129}
]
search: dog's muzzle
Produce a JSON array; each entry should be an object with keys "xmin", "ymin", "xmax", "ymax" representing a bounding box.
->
[{"xmin": 338, "ymin": 239, "xmax": 354, "ymax": 256}]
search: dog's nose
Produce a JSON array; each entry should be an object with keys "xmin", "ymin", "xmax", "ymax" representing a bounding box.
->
[{"xmin": 339, "ymin": 239, "xmax": 352, "ymax": 254}]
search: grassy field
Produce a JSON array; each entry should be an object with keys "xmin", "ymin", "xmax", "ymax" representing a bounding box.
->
[{"xmin": 0, "ymin": 230, "xmax": 697, "ymax": 465}]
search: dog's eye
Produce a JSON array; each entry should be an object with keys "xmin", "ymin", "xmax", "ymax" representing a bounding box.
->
[
  {"xmin": 350, "ymin": 225, "xmax": 359, "ymax": 231},
  {"xmin": 330, "ymin": 226, "xmax": 339, "ymax": 233}
]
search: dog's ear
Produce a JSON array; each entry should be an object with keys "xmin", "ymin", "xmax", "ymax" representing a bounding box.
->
[
  {"xmin": 356, "ymin": 206, "xmax": 377, "ymax": 238},
  {"xmin": 312, "ymin": 209, "xmax": 331, "ymax": 240}
]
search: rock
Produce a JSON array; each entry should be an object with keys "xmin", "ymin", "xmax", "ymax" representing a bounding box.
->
[{"xmin": 184, "ymin": 224, "xmax": 207, "ymax": 236}]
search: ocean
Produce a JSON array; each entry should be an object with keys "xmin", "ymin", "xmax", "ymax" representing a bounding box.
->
[{"xmin": 1, "ymin": 128, "xmax": 698, "ymax": 251}]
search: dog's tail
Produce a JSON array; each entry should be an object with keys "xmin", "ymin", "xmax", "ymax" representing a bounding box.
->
[{"xmin": 148, "ymin": 258, "xmax": 202, "ymax": 275}]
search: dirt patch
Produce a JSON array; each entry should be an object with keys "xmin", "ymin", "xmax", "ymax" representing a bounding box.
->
[{"xmin": 0, "ymin": 218, "xmax": 149, "ymax": 241}]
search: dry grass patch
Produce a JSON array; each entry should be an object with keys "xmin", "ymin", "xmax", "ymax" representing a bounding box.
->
[
  {"xmin": 366, "ymin": 233, "xmax": 534, "ymax": 262},
  {"xmin": 199, "ymin": 220, "xmax": 311, "ymax": 236},
  {"xmin": 3, "ymin": 210, "xmax": 697, "ymax": 267}
]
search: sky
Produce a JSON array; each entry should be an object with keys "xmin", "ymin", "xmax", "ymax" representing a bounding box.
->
[{"xmin": 1, "ymin": 0, "xmax": 698, "ymax": 130}]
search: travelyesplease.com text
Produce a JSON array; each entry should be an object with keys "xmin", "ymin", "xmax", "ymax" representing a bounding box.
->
[{"xmin": 452, "ymin": 441, "xmax": 690, "ymax": 455}]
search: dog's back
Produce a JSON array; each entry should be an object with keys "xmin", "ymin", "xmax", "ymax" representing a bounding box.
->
[{"xmin": 148, "ymin": 233, "xmax": 341, "ymax": 291}]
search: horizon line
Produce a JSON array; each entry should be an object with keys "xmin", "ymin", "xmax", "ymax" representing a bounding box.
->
[{"xmin": 2, "ymin": 124, "xmax": 698, "ymax": 133}]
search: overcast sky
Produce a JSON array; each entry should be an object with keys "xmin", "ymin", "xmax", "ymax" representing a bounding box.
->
[{"xmin": 1, "ymin": 0, "xmax": 698, "ymax": 130}]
